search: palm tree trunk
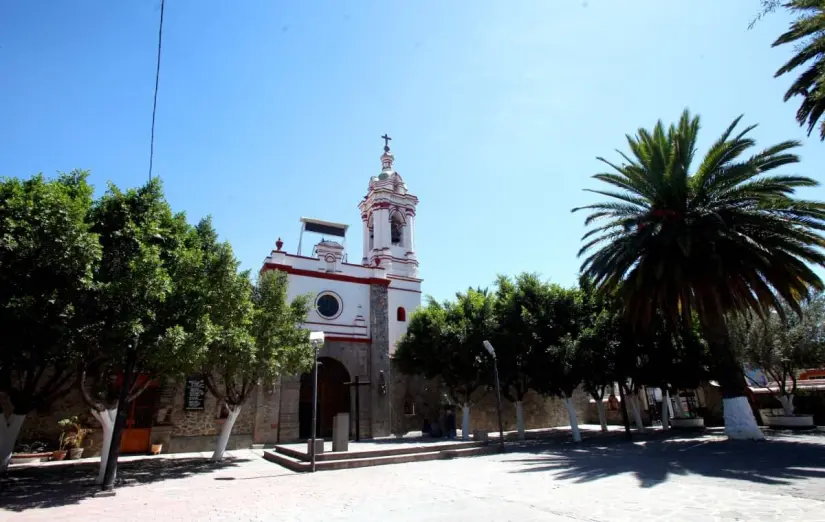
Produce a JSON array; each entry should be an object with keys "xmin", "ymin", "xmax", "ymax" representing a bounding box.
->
[{"xmin": 701, "ymin": 315, "xmax": 764, "ymax": 440}]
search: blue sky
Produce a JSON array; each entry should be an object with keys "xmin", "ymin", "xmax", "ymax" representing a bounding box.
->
[{"xmin": 2, "ymin": 1, "xmax": 823, "ymax": 302}]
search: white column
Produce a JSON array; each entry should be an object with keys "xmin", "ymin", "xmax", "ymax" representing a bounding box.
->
[
  {"xmin": 378, "ymin": 209, "xmax": 391, "ymax": 249},
  {"xmin": 407, "ymin": 213, "xmax": 415, "ymax": 252},
  {"xmin": 362, "ymin": 218, "xmax": 369, "ymax": 262}
]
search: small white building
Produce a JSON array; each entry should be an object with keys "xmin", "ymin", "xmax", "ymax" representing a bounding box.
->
[{"xmin": 259, "ymin": 137, "xmax": 422, "ymax": 441}]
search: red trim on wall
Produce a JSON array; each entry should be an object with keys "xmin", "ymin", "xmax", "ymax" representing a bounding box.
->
[
  {"xmin": 326, "ymin": 336, "xmax": 372, "ymax": 344},
  {"xmin": 388, "ymin": 274, "xmax": 423, "ymax": 282},
  {"xmin": 303, "ymin": 321, "xmax": 367, "ymax": 328},
  {"xmin": 262, "ymin": 263, "xmax": 391, "ymax": 286},
  {"xmin": 283, "ymin": 253, "xmax": 320, "ymax": 261},
  {"xmin": 318, "ymin": 331, "xmax": 370, "ymax": 337},
  {"xmin": 389, "ymin": 286, "xmax": 422, "ymax": 294}
]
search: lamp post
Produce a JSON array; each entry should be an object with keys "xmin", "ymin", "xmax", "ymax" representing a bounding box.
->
[
  {"xmin": 483, "ymin": 340, "xmax": 505, "ymax": 453},
  {"xmin": 309, "ymin": 331, "xmax": 325, "ymax": 473},
  {"xmin": 100, "ymin": 335, "xmax": 139, "ymax": 494}
]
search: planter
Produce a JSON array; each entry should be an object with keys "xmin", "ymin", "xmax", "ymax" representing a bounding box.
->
[
  {"xmin": 9, "ymin": 452, "xmax": 53, "ymax": 465},
  {"xmin": 473, "ymin": 430, "xmax": 489, "ymax": 442},
  {"xmin": 762, "ymin": 414, "xmax": 815, "ymax": 429},
  {"xmin": 68, "ymin": 448, "xmax": 84, "ymax": 460},
  {"xmin": 671, "ymin": 417, "xmax": 705, "ymax": 429},
  {"xmin": 51, "ymin": 450, "xmax": 68, "ymax": 461},
  {"xmin": 151, "ymin": 444, "xmax": 163, "ymax": 455}
]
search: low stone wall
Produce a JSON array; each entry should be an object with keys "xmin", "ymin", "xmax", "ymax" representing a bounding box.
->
[
  {"xmin": 167, "ymin": 434, "xmax": 254, "ymax": 454},
  {"xmin": 461, "ymin": 388, "xmax": 591, "ymax": 434}
]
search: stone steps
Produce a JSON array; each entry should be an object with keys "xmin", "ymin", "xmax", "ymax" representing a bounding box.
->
[
  {"xmin": 273, "ymin": 439, "xmax": 487, "ymax": 462},
  {"xmin": 263, "ymin": 444, "xmax": 499, "ymax": 472}
]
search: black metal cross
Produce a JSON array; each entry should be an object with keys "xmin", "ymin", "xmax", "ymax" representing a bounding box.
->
[
  {"xmin": 343, "ymin": 376, "xmax": 370, "ymax": 441},
  {"xmin": 381, "ymin": 134, "xmax": 392, "ymax": 149}
]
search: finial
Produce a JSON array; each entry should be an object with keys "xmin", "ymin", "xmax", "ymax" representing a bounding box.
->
[
  {"xmin": 276, "ymin": 237, "xmax": 283, "ymax": 251},
  {"xmin": 381, "ymin": 133, "xmax": 392, "ymax": 152}
]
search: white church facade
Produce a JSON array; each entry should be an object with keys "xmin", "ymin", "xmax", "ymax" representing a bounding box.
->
[{"xmin": 259, "ymin": 137, "xmax": 422, "ymax": 441}]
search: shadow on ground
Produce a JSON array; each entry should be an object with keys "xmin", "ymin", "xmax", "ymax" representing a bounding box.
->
[
  {"xmin": 510, "ymin": 432, "xmax": 825, "ymax": 489},
  {"xmin": 0, "ymin": 456, "xmax": 250, "ymax": 512}
]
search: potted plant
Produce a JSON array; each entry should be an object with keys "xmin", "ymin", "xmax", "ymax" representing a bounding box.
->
[
  {"xmin": 10, "ymin": 441, "xmax": 53, "ymax": 465},
  {"xmin": 52, "ymin": 432, "xmax": 68, "ymax": 461},
  {"xmin": 58, "ymin": 416, "xmax": 92, "ymax": 460}
]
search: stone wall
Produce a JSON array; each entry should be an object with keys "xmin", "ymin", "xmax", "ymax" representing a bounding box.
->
[
  {"xmin": 369, "ymin": 283, "xmax": 391, "ymax": 437},
  {"xmin": 170, "ymin": 381, "xmax": 254, "ymax": 438},
  {"xmin": 8, "ymin": 388, "xmax": 103, "ymax": 454},
  {"xmin": 458, "ymin": 388, "xmax": 591, "ymax": 434},
  {"xmin": 274, "ymin": 340, "xmax": 372, "ymax": 443},
  {"xmin": 390, "ymin": 369, "xmax": 442, "ymax": 436}
]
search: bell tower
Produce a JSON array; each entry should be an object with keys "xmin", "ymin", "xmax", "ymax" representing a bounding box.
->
[{"xmin": 358, "ymin": 135, "xmax": 419, "ymax": 278}]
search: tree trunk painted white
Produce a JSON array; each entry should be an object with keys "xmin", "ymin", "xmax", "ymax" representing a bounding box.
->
[
  {"xmin": 212, "ymin": 406, "xmax": 242, "ymax": 462},
  {"xmin": 0, "ymin": 414, "xmax": 26, "ymax": 472},
  {"xmin": 515, "ymin": 401, "xmax": 525, "ymax": 440},
  {"xmin": 628, "ymin": 393, "xmax": 645, "ymax": 431},
  {"xmin": 666, "ymin": 391, "xmax": 675, "ymax": 418},
  {"xmin": 91, "ymin": 407, "xmax": 118, "ymax": 485},
  {"xmin": 562, "ymin": 396, "xmax": 581, "ymax": 442},
  {"xmin": 596, "ymin": 401, "xmax": 608, "ymax": 432},
  {"xmin": 660, "ymin": 391, "xmax": 670, "ymax": 430},
  {"xmin": 461, "ymin": 404, "xmax": 470, "ymax": 441},
  {"xmin": 723, "ymin": 396, "xmax": 765, "ymax": 440},
  {"xmin": 777, "ymin": 394, "xmax": 795, "ymax": 416},
  {"xmin": 672, "ymin": 393, "xmax": 687, "ymax": 418}
]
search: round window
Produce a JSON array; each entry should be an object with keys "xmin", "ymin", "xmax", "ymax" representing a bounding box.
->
[{"xmin": 316, "ymin": 293, "xmax": 341, "ymax": 319}]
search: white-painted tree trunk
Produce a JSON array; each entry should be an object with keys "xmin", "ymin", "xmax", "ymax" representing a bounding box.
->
[
  {"xmin": 723, "ymin": 396, "xmax": 765, "ymax": 440},
  {"xmin": 212, "ymin": 406, "xmax": 242, "ymax": 462},
  {"xmin": 562, "ymin": 396, "xmax": 581, "ymax": 442},
  {"xmin": 515, "ymin": 401, "xmax": 525, "ymax": 440},
  {"xmin": 777, "ymin": 394, "xmax": 795, "ymax": 416},
  {"xmin": 628, "ymin": 393, "xmax": 645, "ymax": 431},
  {"xmin": 672, "ymin": 393, "xmax": 687, "ymax": 418},
  {"xmin": 596, "ymin": 401, "xmax": 608, "ymax": 432},
  {"xmin": 461, "ymin": 404, "xmax": 470, "ymax": 441},
  {"xmin": 0, "ymin": 414, "xmax": 26, "ymax": 472},
  {"xmin": 91, "ymin": 407, "xmax": 118, "ymax": 485},
  {"xmin": 660, "ymin": 391, "xmax": 670, "ymax": 430}
]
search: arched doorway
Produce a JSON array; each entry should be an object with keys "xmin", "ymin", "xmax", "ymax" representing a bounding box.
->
[{"xmin": 299, "ymin": 357, "xmax": 351, "ymax": 439}]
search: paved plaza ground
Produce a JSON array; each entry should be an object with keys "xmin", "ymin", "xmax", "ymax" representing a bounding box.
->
[{"xmin": 2, "ymin": 429, "xmax": 825, "ymax": 521}]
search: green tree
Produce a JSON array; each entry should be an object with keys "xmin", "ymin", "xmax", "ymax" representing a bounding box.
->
[
  {"xmin": 574, "ymin": 109, "xmax": 825, "ymax": 439},
  {"xmin": 574, "ymin": 307, "xmax": 621, "ymax": 432},
  {"xmin": 78, "ymin": 180, "xmax": 207, "ymax": 483},
  {"xmin": 396, "ymin": 289, "xmax": 495, "ymax": 440},
  {"xmin": 730, "ymin": 292, "xmax": 825, "ymax": 416},
  {"xmin": 0, "ymin": 171, "xmax": 101, "ymax": 471},
  {"xmin": 772, "ymin": 1, "xmax": 825, "ymax": 140},
  {"xmin": 524, "ymin": 284, "xmax": 584, "ymax": 441},
  {"xmin": 204, "ymin": 265, "xmax": 313, "ymax": 462},
  {"xmin": 492, "ymin": 273, "xmax": 549, "ymax": 439}
]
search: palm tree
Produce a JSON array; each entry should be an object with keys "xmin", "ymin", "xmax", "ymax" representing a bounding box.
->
[
  {"xmin": 573, "ymin": 109, "xmax": 825, "ymax": 439},
  {"xmin": 772, "ymin": 1, "xmax": 825, "ymax": 140}
]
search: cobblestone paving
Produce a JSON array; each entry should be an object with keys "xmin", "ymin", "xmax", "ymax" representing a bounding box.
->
[{"xmin": 3, "ymin": 431, "xmax": 825, "ymax": 521}]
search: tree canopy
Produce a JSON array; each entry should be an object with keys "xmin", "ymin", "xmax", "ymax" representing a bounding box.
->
[
  {"xmin": 573, "ymin": 109, "xmax": 825, "ymax": 399},
  {"xmin": 772, "ymin": 1, "xmax": 825, "ymax": 140},
  {"xmin": 0, "ymin": 171, "xmax": 100, "ymax": 415}
]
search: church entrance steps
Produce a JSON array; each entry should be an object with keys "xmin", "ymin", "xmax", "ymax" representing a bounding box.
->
[
  {"xmin": 263, "ymin": 439, "xmax": 495, "ymax": 472},
  {"xmin": 274, "ymin": 439, "xmax": 487, "ymax": 462}
]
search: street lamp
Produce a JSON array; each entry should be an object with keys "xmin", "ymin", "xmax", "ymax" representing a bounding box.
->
[
  {"xmin": 309, "ymin": 331, "xmax": 325, "ymax": 473},
  {"xmin": 483, "ymin": 340, "xmax": 505, "ymax": 453}
]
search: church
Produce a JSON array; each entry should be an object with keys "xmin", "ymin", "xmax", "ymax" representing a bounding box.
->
[{"xmin": 259, "ymin": 136, "xmax": 422, "ymax": 441}]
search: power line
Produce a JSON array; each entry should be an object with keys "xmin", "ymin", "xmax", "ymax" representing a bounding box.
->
[{"xmin": 148, "ymin": 0, "xmax": 165, "ymax": 182}]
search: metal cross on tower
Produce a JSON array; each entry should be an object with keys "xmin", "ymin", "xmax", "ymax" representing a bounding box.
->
[{"xmin": 381, "ymin": 133, "xmax": 392, "ymax": 151}]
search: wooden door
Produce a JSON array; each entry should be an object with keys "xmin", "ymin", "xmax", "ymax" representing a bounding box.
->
[{"xmin": 120, "ymin": 387, "xmax": 157, "ymax": 454}]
